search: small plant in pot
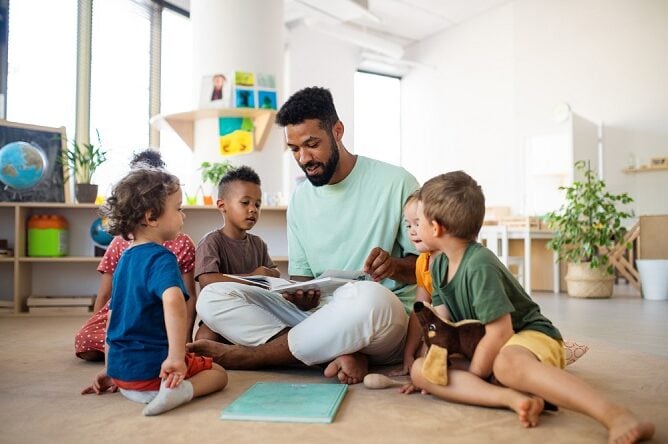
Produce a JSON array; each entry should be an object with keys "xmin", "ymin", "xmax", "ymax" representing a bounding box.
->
[
  {"xmin": 543, "ymin": 160, "xmax": 634, "ymax": 298},
  {"xmin": 199, "ymin": 160, "xmax": 233, "ymax": 205},
  {"xmin": 61, "ymin": 131, "xmax": 107, "ymax": 203}
]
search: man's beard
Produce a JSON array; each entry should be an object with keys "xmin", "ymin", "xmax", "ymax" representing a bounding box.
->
[{"xmin": 301, "ymin": 132, "xmax": 339, "ymax": 187}]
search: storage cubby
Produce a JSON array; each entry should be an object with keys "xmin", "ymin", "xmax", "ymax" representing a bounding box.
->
[{"xmin": 0, "ymin": 202, "xmax": 287, "ymax": 314}]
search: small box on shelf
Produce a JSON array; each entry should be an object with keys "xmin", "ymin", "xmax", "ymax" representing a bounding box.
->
[{"xmin": 27, "ymin": 295, "xmax": 95, "ymax": 315}]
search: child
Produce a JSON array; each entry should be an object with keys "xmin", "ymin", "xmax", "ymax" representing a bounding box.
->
[
  {"xmin": 75, "ymin": 150, "xmax": 197, "ymax": 361},
  {"xmin": 193, "ymin": 165, "xmax": 280, "ymax": 341},
  {"xmin": 82, "ymin": 168, "xmax": 227, "ymax": 416},
  {"xmin": 409, "ymin": 171, "xmax": 654, "ymax": 443},
  {"xmin": 390, "ymin": 191, "xmax": 444, "ymax": 381}
]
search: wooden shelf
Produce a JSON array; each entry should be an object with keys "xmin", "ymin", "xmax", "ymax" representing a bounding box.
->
[
  {"xmin": 623, "ymin": 165, "xmax": 668, "ymax": 173},
  {"xmin": 183, "ymin": 204, "xmax": 286, "ymax": 211},
  {"xmin": 0, "ymin": 202, "xmax": 98, "ymax": 209},
  {"xmin": 18, "ymin": 256, "xmax": 101, "ymax": 263},
  {"xmin": 150, "ymin": 108, "xmax": 277, "ymax": 150}
]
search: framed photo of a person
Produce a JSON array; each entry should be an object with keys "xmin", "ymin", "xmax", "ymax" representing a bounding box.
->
[{"xmin": 200, "ymin": 73, "xmax": 231, "ymax": 108}]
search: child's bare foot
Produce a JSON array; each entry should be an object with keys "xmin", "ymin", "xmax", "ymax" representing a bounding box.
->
[
  {"xmin": 509, "ymin": 394, "xmax": 544, "ymax": 428},
  {"xmin": 608, "ymin": 411, "xmax": 655, "ymax": 444},
  {"xmin": 324, "ymin": 353, "xmax": 368, "ymax": 384}
]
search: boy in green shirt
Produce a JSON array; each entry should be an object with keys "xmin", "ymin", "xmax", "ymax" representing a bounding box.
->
[{"xmin": 410, "ymin": 171, "xmax": 654, "ymax": 443}]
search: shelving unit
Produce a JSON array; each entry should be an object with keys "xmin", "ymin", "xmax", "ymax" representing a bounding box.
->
[
  {"xmin": 622, "ymin": 165, "xmax": 668, "ymax": 173},
  {"xmin": 0, "ymin": 202, "xmax": 287, "ymax": 314},
  {"xmin": 150, "ymin": 108, "xmax": 276, "ymax": 150}
]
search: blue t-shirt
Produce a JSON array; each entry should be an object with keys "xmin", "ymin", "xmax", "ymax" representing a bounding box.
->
[
  {"xmin": 107, "ymin": 243, "xmax": 188, "ymax": 381},
  {"xmin": 287, "ymin": 156, "xmax": 419, "ymax": 312}
]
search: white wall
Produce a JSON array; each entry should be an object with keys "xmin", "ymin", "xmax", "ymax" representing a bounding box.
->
[
  {"xmin": 401, "ymin": 0, "xmax": 668, "ymax": 216},
  {"xmin": 283, "ymin": 23, "xmax": 360, "ymax": 191}
]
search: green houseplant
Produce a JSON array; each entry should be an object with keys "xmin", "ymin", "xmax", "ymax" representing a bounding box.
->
[
  {"xmin": 543, "ymin": 160, "xmax": 634, "ymax": 297},
  {"xmin": 61, "ymin": 130, "xmax": 107, "ymax": 203},
  {"xmin": 198, "ymin": 160, "xmax": 233, "ymax": 205}
]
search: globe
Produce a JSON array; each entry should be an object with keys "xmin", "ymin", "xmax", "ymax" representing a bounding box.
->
[
  {"xmin": 90, "ymin": 217, "xmax": 113, "ymax": 247},
  {"xmin": 0, "ymin": 141, "xmax": 47, "ymax": 190}
]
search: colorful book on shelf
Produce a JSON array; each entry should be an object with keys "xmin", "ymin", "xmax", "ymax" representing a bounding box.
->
[
  {"xmin": 222, "ymin": 270, "xmax": 368, "ymax": 297},
  {"xmin": 220, "ymin": 382, "xmax": 348, "ymax": 424}
]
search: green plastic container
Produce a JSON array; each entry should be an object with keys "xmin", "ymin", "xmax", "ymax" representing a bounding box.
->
[{"xmin": 27, "ymin": 215, "xmax": 69, "ymax": 257}]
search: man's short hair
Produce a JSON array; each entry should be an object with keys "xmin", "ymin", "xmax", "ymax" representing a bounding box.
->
[
  {"xmin": 217, "ymin": 165, "xmax": 261, "ymax": 199},
  {"xmin": 419, "ymin": 171, "xmax": 485, "ymax": 240},
  {"xmin": 276, "ymin": 86, "xmax": 339, "ymax": 130}
]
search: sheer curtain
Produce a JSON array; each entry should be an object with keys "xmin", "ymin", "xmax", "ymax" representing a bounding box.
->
[
  {"xmin": 89, "ymin": 0, "xmax": 151, "ymax": 197},
  {"xmin": 6, "ymin": 0, "xmax": 77, "ymax": 138}
]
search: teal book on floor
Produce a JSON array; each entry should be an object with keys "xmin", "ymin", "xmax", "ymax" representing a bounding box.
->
[{"xmin": 220, "ymin": 382, "xmax": 348, "ymax": 424}]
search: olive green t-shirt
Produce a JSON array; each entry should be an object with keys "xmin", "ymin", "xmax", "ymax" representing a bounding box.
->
[{"xmin": 431, "ymin": 242, "xmax": 561, "ymax": 340}]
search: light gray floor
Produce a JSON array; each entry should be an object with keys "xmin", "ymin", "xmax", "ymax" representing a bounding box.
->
[{"xmin": 532, "ymin": 284, "xmax": 668, "ymax": 358}]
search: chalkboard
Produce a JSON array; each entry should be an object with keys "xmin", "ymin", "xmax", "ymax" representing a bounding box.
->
[{"xmin": 0, "ymin": 120, "xmax": 69, "ymax": 203}]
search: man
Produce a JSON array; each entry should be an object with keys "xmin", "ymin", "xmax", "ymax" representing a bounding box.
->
[{"xmin": 190, "ymin": 86, "xmax": 419, "ymax": 383}]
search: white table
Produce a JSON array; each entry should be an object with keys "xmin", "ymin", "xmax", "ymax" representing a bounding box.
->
[{"xmin": 479, "ymin": 226, "xmax": 559, "ymax": 293}]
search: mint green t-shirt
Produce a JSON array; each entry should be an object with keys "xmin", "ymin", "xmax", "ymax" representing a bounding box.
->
[
  {"xmin": 431, "ymin": 242, "xmax": 561, "ymax": 340},
  {"xmin": 287, "ymin": 156, "xmax": 419, "ymax": 312}
]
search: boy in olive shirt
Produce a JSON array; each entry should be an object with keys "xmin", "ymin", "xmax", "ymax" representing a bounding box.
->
[{"xmin": 410, "ymin": 171, "xmax": 654, "ymax": 443}]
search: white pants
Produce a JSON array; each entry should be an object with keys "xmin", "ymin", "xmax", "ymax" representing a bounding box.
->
[{"xmin": 196, "ymin": 281, "xmax": 408, "ymax": 366}]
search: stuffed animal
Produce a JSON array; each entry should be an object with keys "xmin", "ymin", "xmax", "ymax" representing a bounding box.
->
[{"xmin": 413, "ymin": 301, "xmax": 485, "ymax": 386}]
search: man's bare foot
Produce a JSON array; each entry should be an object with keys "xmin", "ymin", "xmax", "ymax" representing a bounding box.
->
[
  {"xmin": 608, "ymin": 410, "xmax": 655, "ymax": 444},
  {"xmin": 323, "ymin": 354, "xmax": 368, "ymax": 384},
  {"xmin": 187, "ymin": 339, "xmax": 239, "ymax": 367},
  {"xmin": 194, "ymin": 323, "xmax": 227, "ymax": 342},
  {"xmin": 509, "ymin": 394, "xmax": 544, "ymax": 428}
]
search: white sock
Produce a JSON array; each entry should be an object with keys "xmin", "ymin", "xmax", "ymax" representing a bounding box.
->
[
  {"xmin": 142, "ymin": 380, "xmax": 194, "ymax": 416},
  {"xmin": 119, "ymin": 388, "xmax": 158, "ymax": 404}
]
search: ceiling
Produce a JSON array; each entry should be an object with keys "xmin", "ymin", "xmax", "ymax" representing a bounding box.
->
[{"xmin": 169, "ymin": 0, "xmax": 512, "ymax": 61}]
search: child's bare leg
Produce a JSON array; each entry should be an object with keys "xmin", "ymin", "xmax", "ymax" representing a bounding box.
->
[
  {"xmin": 143, "ymin": 364, "xmax": 227, "ymax": 416},
  {"xmin": 190, "ymin": 363, "xmax": 228, "ymax": 397},
  {"xmin": 411, "ymin": 358, "xmax": 544, "ymax": 428},
  {"xmin": 493, "ymin": 346, "xmax": 655, "ymax": 443}
]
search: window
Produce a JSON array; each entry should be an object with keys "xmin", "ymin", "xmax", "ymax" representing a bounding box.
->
[
  {"xmin": 160, "ymin": 6, "xmax": 194, "ymax": 192},
  {"xmin": 90, "ymin": 0, "xmax": 151, "ymax": 196},
  {"xmin": 6, "ymin": 0, "xmax": 77, "ymax": 137},
  {"xmin": 353, "ymin": 71, "xmax": 401, "ymax": 166}
]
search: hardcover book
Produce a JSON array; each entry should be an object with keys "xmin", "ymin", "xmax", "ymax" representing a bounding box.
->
[{"xmin": 221, "ymin": 382, "xmax": 348, "ymax": 423}]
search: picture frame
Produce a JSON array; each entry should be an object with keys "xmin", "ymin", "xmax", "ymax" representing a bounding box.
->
[
  {"xmin": 199, "ymin": 73, "xmax": 232, "ymax": 108},
  {"xmin": 0, "ymin": 119, "xmax": 70, "ymax": 203}
]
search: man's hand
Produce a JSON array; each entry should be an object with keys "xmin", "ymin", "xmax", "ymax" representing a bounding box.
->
[
  {"xmin": 282, "ymin": 289, "xmax": 320, "ymax": 311},
  {"xmin": 81, "ymin": 370, "xmax": 118, "ymax": 395},
  {"xmin": 252, "ymin": 266, "xmax": 281, "ymax": 277},
  {"xmin": 363, "ymin": 247, "xmax": 396, "ymax": 282}
]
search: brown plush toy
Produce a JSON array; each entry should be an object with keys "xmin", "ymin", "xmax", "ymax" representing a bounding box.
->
[{"xmin": 413, "ymin": 301, "xmax": 485, "ymax": 386}]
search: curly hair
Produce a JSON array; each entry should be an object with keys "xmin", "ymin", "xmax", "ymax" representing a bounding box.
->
[
  {"xmin": 130, "ymin": 149, "xmax": 165, "ymax": 169},
  {"xmin": 275, "ymin": 86, "xmax": 339, "ymax": 130},
  {"xmin": 218, "ymin": 165, "xmax": 261, "ymax": 199},
  {"xmin": 419, "ymin": 171, "xmax": 485, "ymax": 241},
  {"xmin": 100, "ymin": 168, "xmax": 180, "ymax": 241}
]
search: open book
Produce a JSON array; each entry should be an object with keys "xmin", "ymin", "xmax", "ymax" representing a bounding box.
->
[{"xmin": 223, "ymin": 269, "xmax": 368, "ymax": 297}]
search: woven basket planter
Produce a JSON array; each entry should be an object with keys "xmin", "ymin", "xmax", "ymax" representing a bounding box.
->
[{"xmin": 565, "ymin": 262, "xmax": 614, "ymax": 298}]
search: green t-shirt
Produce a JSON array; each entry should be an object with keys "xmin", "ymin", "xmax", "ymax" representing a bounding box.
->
[
  {"xmin": 287, "ymin": 156, "xmax": 419, "ymax": 312},
  {"xmin": 431, "ymin": 242, "xmax": 561, "ymax": 340}
]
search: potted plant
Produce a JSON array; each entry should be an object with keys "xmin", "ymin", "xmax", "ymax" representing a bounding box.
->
[
  {"xmin": 544, "ymin": 160, "xmax": 634, "ymax": 298},
  {"xmin": 61, "ymin": 130, "xmax": 107, "ymax": 203},
  {"xmin": 198, "ymin": 160, "xmax": 233, "ymax": 205}
]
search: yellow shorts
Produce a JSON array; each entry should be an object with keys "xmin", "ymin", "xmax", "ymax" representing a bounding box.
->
[{"xmin": 502, "ymin": 330, "xmax": 565, "ymax": 369}]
